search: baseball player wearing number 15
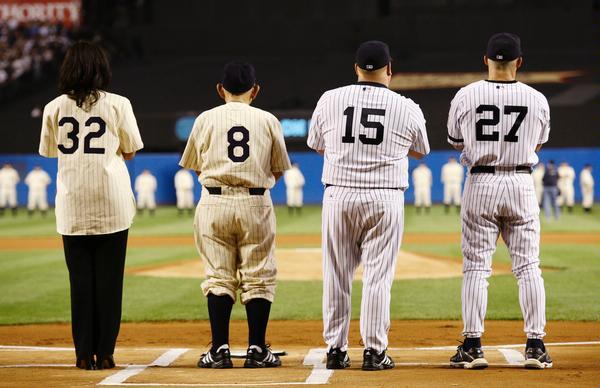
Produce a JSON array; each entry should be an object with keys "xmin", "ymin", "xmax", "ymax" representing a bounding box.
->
[
  {"xmin": 447, "ymin": 33, "xmax": 552, "ymax": 370},
  {"xmin": 180, "ymin": 62, "xmax": 291, "ymax": 369}
]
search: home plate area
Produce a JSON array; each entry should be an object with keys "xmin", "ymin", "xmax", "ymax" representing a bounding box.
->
[{"xmin": 1, "ymin": 342, "xmax": 599, "ymax": 387}]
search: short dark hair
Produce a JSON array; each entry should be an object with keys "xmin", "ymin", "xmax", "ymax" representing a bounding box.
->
[{"xmin": 58, "ymin": 41, "xmax": 111, "ymax": 108}]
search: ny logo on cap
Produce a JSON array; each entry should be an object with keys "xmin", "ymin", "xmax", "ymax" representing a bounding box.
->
[
  {"xmin": 366, "ymin": 64, "xmax": 373, "ymax": 69},
  {"xmin": 496, "ymin": 54, "xmax": 503, "ymax": 60}
]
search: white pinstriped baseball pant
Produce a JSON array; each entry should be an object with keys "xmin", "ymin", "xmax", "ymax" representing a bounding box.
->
[
  {"xmin": 322, "ymin": 186, "xmax": 403, "ymax": 353},
  {"xmin": 461, "ymin": 172, "xmax": 546, "ymax": 339}
]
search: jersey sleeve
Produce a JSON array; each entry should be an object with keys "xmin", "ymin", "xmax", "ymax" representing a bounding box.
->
[
  {"xmin": 537, "ymin": 95, "xmax": 551, "ymax": 145},
  {"xmin": 118, "ymin": 98, "xmax": 144, "ymax": 153},
  {"xmin": 269, "ymin": 115, "xmax": 292, "ymax": 173},
  {"xmin": 39, "ymin": 102, "xmax": 58, "ymax": 158},
  {"xmin": 307, "ymin": 93, "xmax": 327, "ymax": 151},
  {"xmin": 447, "ymin": 91, "xmax": 465, "ymax": 147},
  {"xmin": 408, "ymin": 104, "xmax": 430, "ymax": 155},
  {"xmin": 179, "ymin": 115, "xmax": 204, "ymax": 172}
]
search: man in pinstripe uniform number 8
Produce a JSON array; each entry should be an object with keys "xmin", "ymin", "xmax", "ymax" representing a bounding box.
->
[
  {"xmin": 447, "ymin": 33, "xmax": 552, "ymax": 370},
  {"xmin": 308, "ymin": 41, "xmax": 430, "ymax": 371},
  {"xmin": 180, "ymin": 62, "xmax": 290, "ymax": 369}
]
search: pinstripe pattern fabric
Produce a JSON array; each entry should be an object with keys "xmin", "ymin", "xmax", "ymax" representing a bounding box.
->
[
  {"xmin": 308, "ymin": 83, "xmax": 429, "ymax": 189},
  {"xmin": 309, "ymin": 82, "xmax": 429, "ymax": 353},
  {"xmin": 448, "ymin": 79, "xmax": 550, "ymax": 340},
  {"xmin": 179, "ymin": 101, "xmax": 290, "ymax": 304},
  {"xmin": 39, "ymin": 92, "xmax": 143, "ymax": 235},
  {"xmin": 194, "ymin": 187, "xmax": 277, "ymax": 304},
  {"xmin": 322, "ymin": 186, "xmax": 404, "ymax": 352}
]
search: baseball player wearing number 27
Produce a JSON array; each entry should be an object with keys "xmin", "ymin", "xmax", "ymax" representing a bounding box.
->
[
  {"xmin": 447, "ymin": 33, "xmax": 552, "ymax": 370},
  {"xmin": 180, "ymin": 62, "xmax": 291, "ymax": 369},
  {"xmin": 308, "ymin": 41, "xmax": 430, "ymax": 371}
]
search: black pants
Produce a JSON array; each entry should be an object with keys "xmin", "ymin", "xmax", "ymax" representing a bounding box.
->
[{"xmin": 62, "ymin": 229, "xmax": 129, "ymax": 360}]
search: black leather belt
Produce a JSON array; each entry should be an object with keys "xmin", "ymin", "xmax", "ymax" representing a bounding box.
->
[
  {"xmin": 205, "ymin": 187, "xmax": 266, "ymax": 195},
  {"xmin": 470, "ymin": 165, "xmax": 532, "ymax": 174}
]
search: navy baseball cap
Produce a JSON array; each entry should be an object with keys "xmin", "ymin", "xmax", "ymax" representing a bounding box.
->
[
  {"xmin": 356, "ymin": 40, "xmax": 391, "ymax": 71},
  {"xmin": 486, "ymin": 33, "xmax": 522, "ymax": 61},
  {"xmin": 222, "ymin": 61, "xmax": 256, "ymax": 95}
]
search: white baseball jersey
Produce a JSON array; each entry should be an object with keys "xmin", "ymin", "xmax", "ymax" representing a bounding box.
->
[
  {"xmin": 39, "ymin": 92, "xmax": 143, "ymax": 235},
  {"xmin": 308, "ymin": 82, "xmax": 429, "ymax": 189},
  {"xmin": 412, "ymin": 165, "xmax": 432, "ymax": 188},
  {"xmin": 0, "ymin": 166, "xmax": 19, "ymax": 208},
  {"xmin": 135, "ymin": 172, "xmax": 157, "ymax": 194},
  {"xmin": 25, "ymin": 169, "xmax": 51, "ymax": 210},
  {"xmin": 180, "ymin": 102, "xmax": 290, "ymax": 189},
  {"xmin": 448, "ymin": 80, "xmax": 550, "ymax": 167},
  {"xmin": 580, "ymin": 169, "xmax": 594, "ymax": 208},
  {"xmin": 283, "ymin": 166, "xmax": 305, "ymax": 207},
  {"xmin": 0, "ymin": 166, "xmax": 19, "ymax": 191},
  {"xmin": 174, "ymin": 169, "xmax": 194, "ymax": 191},
  {"xmin": 441, "ymin": 161, "xmax": 464, "ymax": 205},
  {"xmin": 447, "ymin": 79, "xmax": 550, "ymax": 340},
  {"xmin": 174, "ymin": 169, "xmax": 195, "ymax": 209},
  {"xmin": 25, "ymin": 169, "xmax": 51, "ymax": 191},
  {"xmin": 557, "ymin": 165, "xmax": 575, "ymax": 206},
  {"xmin": 179, "ymin": 101, "xmax": 291, "ymax": 303},
  {"xmin": 412, "ymin": 164, "xmax": 432, "ymax": 207},
  {"xmin": 309, "ymin": 81, "xmax": 430, "ymax": 352}
]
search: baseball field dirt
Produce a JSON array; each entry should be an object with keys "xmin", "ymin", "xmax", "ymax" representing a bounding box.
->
[{"xmin": 0, "ymin": 320, "xmax": 598, "ymax": 387}]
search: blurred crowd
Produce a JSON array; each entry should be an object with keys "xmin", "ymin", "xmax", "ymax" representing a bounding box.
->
[{"xmin": 0, "ymin": 20, "xmax": 72, "ymax": 97}]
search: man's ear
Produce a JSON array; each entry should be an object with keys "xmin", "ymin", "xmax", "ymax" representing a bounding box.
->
[
  {"xmin": 516, "ymin": 57, "xmax": 523, "ymax": 69},
  {"xmin": 387, "ymin": 62, "xmax": 392, "ymax": 76},
  {"xmin": 250, "ymin": 84, "xmax": 261, "ymax": 101},
  {"xmin": 216, "ymin": 83, "xmax": 226, "ymax": 100},
  {"xmin": 483, "ymin": 55, "xmax": 489, "ymax": 66},
  {"xmin": 354, "ymin": 63, "xmax": 360, "ymax": 77}
]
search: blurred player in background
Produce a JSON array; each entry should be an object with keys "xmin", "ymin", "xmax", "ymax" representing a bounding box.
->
[
  {"xmin": 557, "ymin": 161, "xmax": 575, "ymax": 213},
  {"xmin": 25, "ymin": 166, "xmax": 51, "ymax": 217},
  {"xmin": 39, "ymin": 41, "xmax": 143, "ymax": 370},
  {"xmin": 542, "ymin": 160, "xmax": 560, "ymax": 219},
  {"xmin": 0, "ymin": 163, "xmax": 20, "ymax": 216},
  {"xmin": 180, "ymin": 62, "xmax": 290, "ymax": 369},
  {"xmin": 135, "ymin": 169, "xmax": 157, "ymax": 216},
  {"xmin": 174, "ymin": 168, "xmax": 195, "ymax": 216},
  {"xmin": 283, "ymin": 161, "xmax": 305, "ymax": 215},
  {"xmin": 412, "ymin": 162, "xmax": 432, "ymax": 214},
  {"xmin": 441, "ymin": 157, "xmax": 463, "ymax": 213},
  {"xmin": 580, "ymin": 164, "xmax": 594, "ymax": 213},
  {"xmin": 532, "ymin": 163, "xmax": 545, "ymax": 206}
]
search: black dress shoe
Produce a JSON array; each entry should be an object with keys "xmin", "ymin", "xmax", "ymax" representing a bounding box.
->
[
  {"xmin": 76, "ymin": 357, "xmax": 95, "ymax": 370},
  {"xmin": 96, "ymin": 355, "xmax": 116, "ymax": 370}
]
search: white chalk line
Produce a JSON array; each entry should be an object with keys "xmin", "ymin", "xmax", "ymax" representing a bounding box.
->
[
  {"xmin": 1, "ymin": 341, "xmax": 598, "ymax": 386},
  {"xmin": 99, "ymin": 348, "xmax": 188, "ymax": 386},
  {"xmin": 497, "ymin": 348, "xmax": 525, "ymax": 365},
  {"xmin": 0, "ymin": 345, "xmax": 175, "ymax": 352}
]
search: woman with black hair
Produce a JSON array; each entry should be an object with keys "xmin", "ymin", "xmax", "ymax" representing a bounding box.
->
[{"xmin": 39, "ymin": 41, "xmax": 143, "ymax": 370}]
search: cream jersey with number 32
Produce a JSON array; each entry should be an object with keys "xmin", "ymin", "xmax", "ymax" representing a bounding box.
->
[
  {"xmin": 39, "ymin": 92, "xmax": 144, "ymax": 235},
  {"xmin": 179, "ymin": 102, "xmax": 291, "ymax": 188}
]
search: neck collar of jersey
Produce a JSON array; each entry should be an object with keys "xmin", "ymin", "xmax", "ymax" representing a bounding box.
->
[
  {"xmin": 356, "ymin": 81, "xmax": 388, "ymax": 88},
  {"xmin": 485, "ymin": 79, "xmax": 518, "ymax": 84}
]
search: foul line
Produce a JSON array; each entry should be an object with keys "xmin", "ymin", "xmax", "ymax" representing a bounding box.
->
[
  {"xmin": 303, "ymin": 348, "xmax": 333, "ymax": 385},
  {"xmin": 497, "ymin": 349, "xmax": 525, "ymax": 365},
  {"xmin": 98, "ymin": 348, "xmax": 189, "ymax": 386}
]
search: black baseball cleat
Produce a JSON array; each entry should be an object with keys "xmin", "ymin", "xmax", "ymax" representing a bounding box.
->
[
  {"xmin": 198, "ymin": 345, "xmax": 233, "ymax": 369},
  {"xmin": 524, "ymin": 347, "xmax": 553, "ymax": 369},
  {"xmin": 244, "ymin": 345, "xmax": 281, "ymax": 368},
  {"xmin": 450, "ymin": 345, "xmax": 489, "ymax": 369},
  {"xmin": 96, "ymin": 355, "xmax": 115, "ymax": 370},
  {"xmin": 326, "ymin": 348, "xmax": 350, "ymax": 369},
  {"xmin": 361, "ymin": 348, "xmax": 395, "ymax": 371},
  {"xmin": 75, "ymin": 357, "xmax": 95, "ymax": 370}
]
